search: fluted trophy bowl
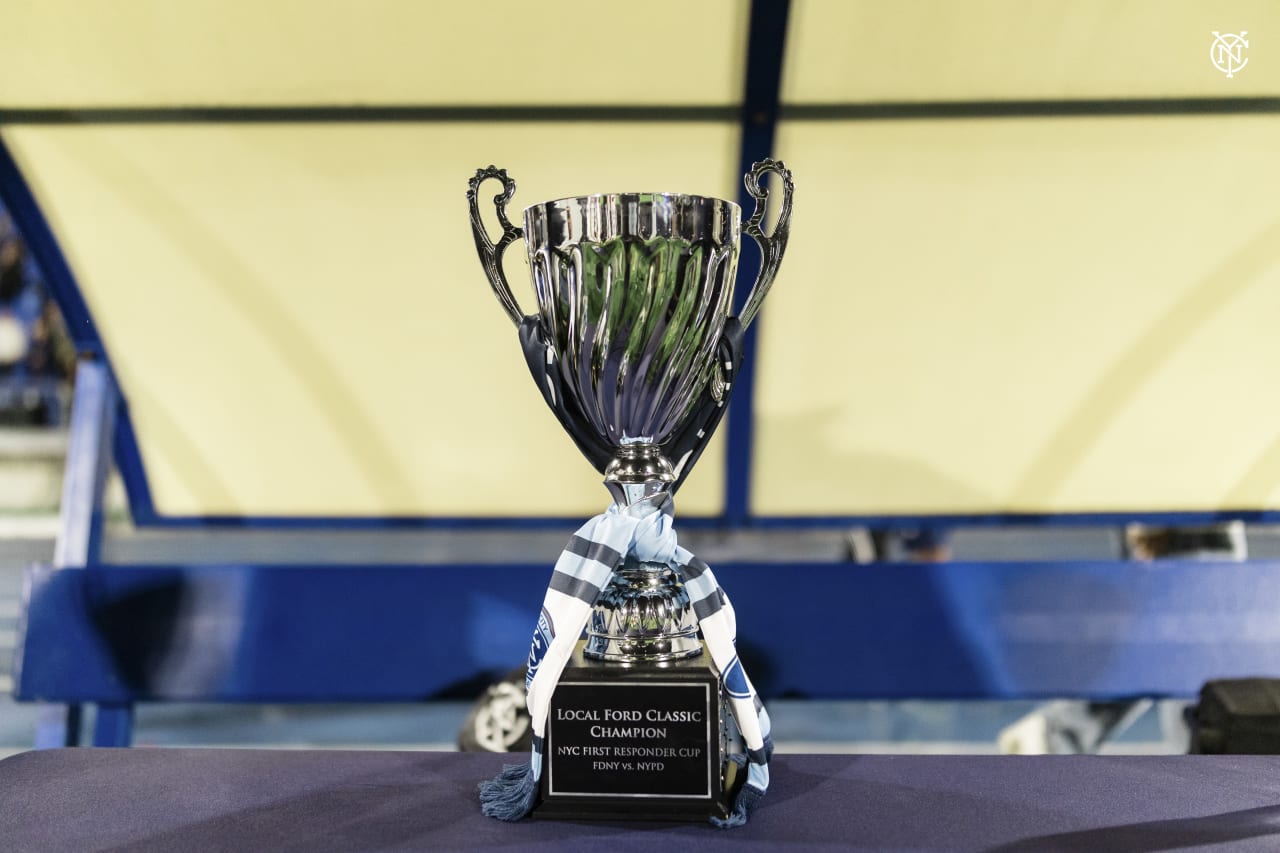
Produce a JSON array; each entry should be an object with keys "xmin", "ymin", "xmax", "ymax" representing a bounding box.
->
[
  {"xmin": 524, "ymin": 192, "xmax": 738, "ymax": 452},
  {"xmin": 468, "ymin": 161, "xmax": 793, "ymax": 662}
]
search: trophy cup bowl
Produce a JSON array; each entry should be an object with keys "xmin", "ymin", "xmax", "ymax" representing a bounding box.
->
[
  {"xmin": 524, "ymin": 191, "xmax": 737, "ymax": 454},
  {"xmin": 468, "ymin": 161, "xmax": 793, "ymax": 665}
]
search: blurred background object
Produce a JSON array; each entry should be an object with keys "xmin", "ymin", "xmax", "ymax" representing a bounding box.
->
[
  {"xmin": 998, "ymin": 520, "xmax": 1250, "ymax": 755},
  {"xmin": 0, "ymin": 211, "xmax": 73, "ymax": 428}
]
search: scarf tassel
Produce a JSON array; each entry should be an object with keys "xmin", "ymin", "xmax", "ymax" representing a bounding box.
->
[
  {"xmin": 478, "ymin": 762, "xmax": 539, "ymax": 821},
  {"xmin": 712, "ymin": 783, "xmax": 766, "ymax": 829}
]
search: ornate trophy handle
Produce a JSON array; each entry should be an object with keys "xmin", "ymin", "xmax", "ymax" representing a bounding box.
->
[
  {"xmin": 737, "ymin": 158, "xmax": 794, "ymax": 329},
  {"xmin": 467, "ymin": 166, "xmax": 525, "ymax": 327}
]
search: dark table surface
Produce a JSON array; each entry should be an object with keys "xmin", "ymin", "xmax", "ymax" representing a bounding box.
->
[{"xmin": 3, "ymin": 748, "xmax": 1280, "ymax": 851}]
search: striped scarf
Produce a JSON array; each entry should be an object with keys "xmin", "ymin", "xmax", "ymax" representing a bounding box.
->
[{"xmin": 479, "ymin": 496, "xmax": 772, "ymax": 828}]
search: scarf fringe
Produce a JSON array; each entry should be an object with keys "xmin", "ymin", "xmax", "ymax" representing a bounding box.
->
[
  {"xmin": 478, "ymin": 762, "xmax": 538, "ymax": 821},
  {"xmin": 711, "ymin": 783, "xmax": 765, "ymax": 829},
  {"xmin": 712, "ymin": 747, "xmax": 769, "ymax": 829}
]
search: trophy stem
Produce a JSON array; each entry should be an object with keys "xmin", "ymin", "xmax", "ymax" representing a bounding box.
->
[{"xmin": 603, "ymin": 442, "xmax": 674, "ymax": 508}]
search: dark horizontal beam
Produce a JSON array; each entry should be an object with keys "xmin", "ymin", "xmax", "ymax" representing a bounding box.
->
[
  {"xmin": 0, "ymin": 105, "xmax": 741, "ymax": 124},
  {"xmin": 125, "ymin": 507, "xmax": 1280, "ymax": 531},
  {"xmin": 2, "ymin": 97, "xmax": 1278, "ymax": 125},
  {"xmin": 783, "ymin": 96, "xmax": 1280, "ymax": 120}
]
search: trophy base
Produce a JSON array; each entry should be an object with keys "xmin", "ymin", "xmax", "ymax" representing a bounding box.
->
[{"xmin": 535, "ymin": 641, "xmax": 737, "ymax": 822}]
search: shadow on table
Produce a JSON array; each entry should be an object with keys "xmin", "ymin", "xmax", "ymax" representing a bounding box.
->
[{"xmin": 987, "ymin": 804, "xmax": 1280, "ymax": 853}]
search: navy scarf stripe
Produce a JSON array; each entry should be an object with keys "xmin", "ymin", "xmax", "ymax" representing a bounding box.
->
[
  {"xmin": 548, "ymin": 571, "xmax": 602, "ymax": 604},
  {"xmin": 565, "ymin": 535, "xmax": 624, "ymax": 568},
  {"xmin": 692, "ymin": 591, "xmax": 726, "ymax": 621}
]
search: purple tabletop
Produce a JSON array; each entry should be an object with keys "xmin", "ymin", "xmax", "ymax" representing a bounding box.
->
[{"xmin": 2, "ymin": 749, "xmax": 1280, "ymax": 851}]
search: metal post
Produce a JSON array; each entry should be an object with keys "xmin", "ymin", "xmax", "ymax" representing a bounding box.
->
[
  {"xmin": 33, "ymin": 357, "xmax": 128, "ymax": 747},
  {"xmin": 724, "ymin": 0, "xmax": 793, "ymax": 526}
]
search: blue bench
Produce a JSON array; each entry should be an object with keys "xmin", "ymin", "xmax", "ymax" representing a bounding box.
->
[{"xmin": 19, "ymin": 556, "xmax": 1280, "ymax": 745}]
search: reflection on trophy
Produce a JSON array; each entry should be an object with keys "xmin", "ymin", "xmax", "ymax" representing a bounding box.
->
[{"xmin": 468, "ymin": 160, "xmax": 793, "ymax": 826}]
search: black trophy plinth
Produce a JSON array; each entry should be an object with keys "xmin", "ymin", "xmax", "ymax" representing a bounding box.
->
[{"xmin": 535, "ymin": 641, "xmax": 736, "ymax": 822}]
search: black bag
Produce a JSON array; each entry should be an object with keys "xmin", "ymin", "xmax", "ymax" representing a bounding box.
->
[{"xmin": 1190, "ymin": 678, "xmax": 1280, "ymax": 754}]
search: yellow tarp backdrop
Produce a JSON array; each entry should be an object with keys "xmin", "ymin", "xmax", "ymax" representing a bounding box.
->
[{"xmin": 2, "ymin": 1, "xmax": 1277, "ymax": 518}]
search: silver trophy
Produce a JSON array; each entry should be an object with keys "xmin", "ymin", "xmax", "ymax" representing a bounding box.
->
[{"xmin": 467, "ymin": 160, "xmax": 793, "ymax": 664}]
